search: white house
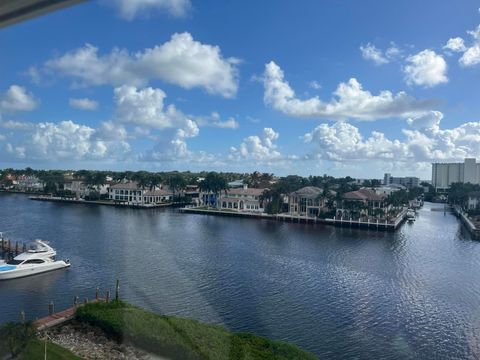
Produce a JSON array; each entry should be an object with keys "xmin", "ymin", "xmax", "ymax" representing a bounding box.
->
[
  {"xmin": 374, "ymin": 184, "xmax": 405, "ymax": 196},
  {"xmin": 467, "ymin": 192, "xmax": 480, "ymax": 210},
  {"xmin": 108, "ymin": 182, "xmax": 173, "ymax": 204},
  {"xmin": 217, "ymin": 186, "xmax": 265, "ymax": 212}
]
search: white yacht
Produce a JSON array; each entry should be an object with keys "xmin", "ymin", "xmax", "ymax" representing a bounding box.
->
[{"xmin": 0, "ymin": 240, "xmax": 70, "ymax": 280}]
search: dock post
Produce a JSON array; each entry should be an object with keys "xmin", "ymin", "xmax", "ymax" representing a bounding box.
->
[
  {"xmin": 106, "ymin": 290, "xmax": 110, "ymax": 302},
  {"xmin": 48, "ymin": 302, "xmax": 54, "ymax": 316},
  {"xmin": 73, "ymin": 296, "xmax": 79, "ymax": 307},
  {"xmin": 15, "ymin": 241, "xmax": 18, "ymax": 255},
  {"xmin": 115, "ymin": 280, "xmax": 120, "ymax": 301},
  {"xmin": 95, "ymin": 287, "xmax": 99, "ymax": 300},
  {"xmin": 23, "ymin": 243, "xmax": 26, "ymax": 253}
]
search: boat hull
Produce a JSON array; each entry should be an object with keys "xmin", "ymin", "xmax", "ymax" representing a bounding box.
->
[{"xmin": 0, "ymin": 261, "xmax": 70, "ymax": 280}]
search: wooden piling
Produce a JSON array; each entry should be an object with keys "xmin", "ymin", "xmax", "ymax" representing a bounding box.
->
[
  {"xmin": 48, "ymin": 302, "xmax": 54, "ymax": 316},
  {"xmin": 95, "ymin": 287, "xmax": 99, "ymax": 300},
  {"xmin": 115, "ymin": 280, "xmax": 120, "ymax": 301},
  {"xmin": 106, "ymin": 290, "xmax": 110, "ymax": 303}
]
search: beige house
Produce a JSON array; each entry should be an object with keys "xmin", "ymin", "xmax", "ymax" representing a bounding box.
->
[
  {"xmin": 288, "ymin": 186, "xmax": 333, "ymax": 217},
  {"xmin": 217, "ymin": 187, "xmax": 265, "ymax": 212}
]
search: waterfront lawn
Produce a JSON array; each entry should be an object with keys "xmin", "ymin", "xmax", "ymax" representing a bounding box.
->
[
  {"xmin": 22, "ymin": 340, "xmax": 81, "ymax": 360},
  {"xmin": 76, "ymin": 301, "xmax": 317, "ymax": 360}
]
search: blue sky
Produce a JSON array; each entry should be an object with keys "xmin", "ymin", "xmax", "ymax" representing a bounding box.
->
[{"xmin": 1, "ymin": 0, "xmax": 480, "ymax": 179}]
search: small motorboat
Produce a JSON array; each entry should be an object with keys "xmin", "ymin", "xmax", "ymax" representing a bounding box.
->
[
  {"xmin": 0, "ymin": 240, "xmax": 70, "ymax": 280},
  {"xmin": 406, "ymin": 209, "xmax": 416, "ymax": 223}
]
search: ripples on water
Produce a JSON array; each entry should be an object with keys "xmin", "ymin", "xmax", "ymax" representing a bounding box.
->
[{"xmin": 1, "ymin": 194, "xmax": 480, "ymax": 359}]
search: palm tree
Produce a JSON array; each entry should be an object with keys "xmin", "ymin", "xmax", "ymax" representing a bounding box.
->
[{"xmin": 166, "ymin": 174, "xmax": 187, "ymax": 200}]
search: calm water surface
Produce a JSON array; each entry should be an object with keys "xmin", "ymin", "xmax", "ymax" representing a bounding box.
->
[{"xmin": 1, "ymin": 193, "xmax": 479, "ymax": 359}]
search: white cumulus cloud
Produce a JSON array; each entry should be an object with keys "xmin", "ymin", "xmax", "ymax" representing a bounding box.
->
[
  {"xmin": 459, "ymin": 25, "xmax": 480, "ymax": 67},
  {"xmin": 443, "ymin": 37, "xmax": 467, "ymax": 53},
  {"xmin": 403, "ymin": 50, "xmax": 448, "ymax": 87},
  {"xmin": 263, "ymin": 61, "xmax": 434, "ymax": 121},
  {"xmin": 69, "ymin": 98, "xmax": 99, "ymax": 111},
  {"xmin": 0, "ymin": 85, "xmax": 38, "ymax": 112},
  {"xmin": 108, "ymin": 0, "xmax": 191, "ymax": 20},
  {"xmin": 44, "ymin": 32, "xmax": 239, "ymax": 98},
  {"xmin": 229, "ymin": 127, "xmax": 282, "ymax": 161},
  {"xmin": 303, "ymin": 114, "xmax": 480, "ymax": 164},
  {"xmin": 360, "ymin": 43, "xmax": 389, "ymax": 65}
]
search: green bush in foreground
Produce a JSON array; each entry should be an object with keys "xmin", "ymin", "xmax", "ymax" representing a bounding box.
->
[
  {"xmin": 76, "ymin": 301, "xmax": 317, "ymax": 360},
  {"xmin": 0, "ymin": 322, "xmax": 36, "ymax": 358}
]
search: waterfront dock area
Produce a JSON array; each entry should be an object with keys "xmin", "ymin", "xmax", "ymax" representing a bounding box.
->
[
  {"xmin": 29, "ymin": 195, "xmax": 179, "ymax": 209},
  {"xmin": 180, "ymin": 206, "xmax": 408, "ymax": 231}
]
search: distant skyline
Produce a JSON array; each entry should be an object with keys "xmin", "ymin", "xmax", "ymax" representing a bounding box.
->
[{"xmin": 1, "ymin": 0, "xmax": 480, "ymax": 179}]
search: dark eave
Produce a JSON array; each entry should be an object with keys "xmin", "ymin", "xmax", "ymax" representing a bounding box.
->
[{"xmin": 0, "ymin": 0, "xmax": 85, "ymax": 28}]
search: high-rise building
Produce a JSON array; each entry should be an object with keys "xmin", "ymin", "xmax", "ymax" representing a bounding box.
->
[
  {"xmin": 383, "ymin": 173, "xmax": 420, "ymax": 188},
  {"xmin": 432, "ymin": 158, "xmax": 480, "ymax": 191}
]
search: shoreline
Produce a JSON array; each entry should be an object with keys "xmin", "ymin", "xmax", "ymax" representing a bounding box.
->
[
  {"xmin": 180, "ymin": 206, "xmax": 407, "ymax": 232},
  {"xmin": 453, "ymin": 205, "xmax": 480, "ymax": 239},
  {"xmin": 29, "ymin": 195, "xmax": 187, "ymax": 209}
]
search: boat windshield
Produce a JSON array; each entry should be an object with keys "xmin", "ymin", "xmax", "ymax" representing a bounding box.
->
[{"xmin": 6, "ymin": 259, "xmax": 23, "ymax": 265}]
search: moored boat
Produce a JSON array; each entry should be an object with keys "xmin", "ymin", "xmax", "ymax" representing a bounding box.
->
[{"xmin": 0, "ymin": 240, "xmax": 70, "ymax": 280}]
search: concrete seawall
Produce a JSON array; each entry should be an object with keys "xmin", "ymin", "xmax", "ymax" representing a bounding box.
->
[
  {"xmin": 29, "ymin": 196, "xmax": 183, "ymax": 209},
  {"xmin": 180, "ymin": 207, "xmax": 407, "ymax": 232},
  {"xmin": 453, "ymin": 205, "xmax": 480, "ymax": 239}
]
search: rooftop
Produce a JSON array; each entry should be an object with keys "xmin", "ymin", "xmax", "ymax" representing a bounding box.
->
[
  {"xmin": 226, "ymin": 188, "xmax": 265, "ymax": 196},
  {"xmin": 343, "ymin": 188, "xmax": 386, "ymax": 201},
  {"xmin": 290, "ymin": 186, "xmax": 323, "ymax": 198}
]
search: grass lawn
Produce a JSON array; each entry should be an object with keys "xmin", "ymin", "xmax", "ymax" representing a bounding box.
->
[
  {"xmin": 76, "ymin": 301, "xmax": 317, "ymax": 360},
  {"xmin": 21, "ymin": 340, "xmax": 81, "ymax": 360}
]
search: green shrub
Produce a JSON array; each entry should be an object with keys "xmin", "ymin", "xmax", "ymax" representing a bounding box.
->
[
  {"xmin": 76, "ymin": 301, "xmax": 317, "ymax": 360},
  {"xmin": 0, "ymin": 322, "xmax": 36, "ymax": 357}
]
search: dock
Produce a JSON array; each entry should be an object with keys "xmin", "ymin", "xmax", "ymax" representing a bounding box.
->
[
  {"xmin": 180, "ymin": 207, "xmax": 408, "ymax": 231},
  {"xmin": 29, "ymin": 196, "xmax": 188, "ymax": 209}
]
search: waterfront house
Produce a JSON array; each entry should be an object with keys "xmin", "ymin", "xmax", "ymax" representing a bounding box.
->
[
  {"xmin": 374, "ymin": 184, "xmax": 405, "ymax": 196},
  {"xmin": 288, "ymin": 186, "xmax": 334, "ymax": 217},
  {"xmin": 338, "ymin": 188, "xmax": 388, "ymax": 219},
  {"xmin": 63, "ymin": 176, "xmax": 86, "ymax": 198},
  {"xmin": 217, "ymin": 186, "xmax": 266, "ymax": 212},
  {"xmin": 468, "ymin": 192, "xmax": 480, "ymax": 210},
  {"xmin": 108, "ymin": 182, "xmax": 173, "ymax": 204},
  {"xmin": 13, "ymin": 175, "xmax": 44, "ymax": 192}
]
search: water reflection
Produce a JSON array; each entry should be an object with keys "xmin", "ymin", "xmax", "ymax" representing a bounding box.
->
[{"xmin": 0, "ymin": 194, "xmax": 479, "ymax": 359}]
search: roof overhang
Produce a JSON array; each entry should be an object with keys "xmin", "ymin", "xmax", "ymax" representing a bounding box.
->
[{"xmin": 0, "ymin": 0, "xmax": 85, "ymax": 28}]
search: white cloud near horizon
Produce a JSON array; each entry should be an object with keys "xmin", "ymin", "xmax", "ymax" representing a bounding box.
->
[
  {"xmin": 403, "ymin": 50, "xmax": 448, "ymax": 88},
  {"xmin": 108, "ymin": 0, "xmax": 191, "ymax": 20},
  {"xmin": 3, "ymin": 120, "xmax": 130, "ymax": 162},
  {"xmin": 43, "ymin": 32, "xmax": 239, "ymax": 98},
  {"xmin": 229, "ymin": 127, "xmax": 283, "ymax": 161},
  {"xmin": 303, "ymin": 112, "xmax": 480, "ymax": 164},
  {"xmin": 262, "ymin": 61, "xmax": 434, "ymax": 121},
  {"xmin": 69, "ymin": 98, "xmax": 99, "ymax": 111}
]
